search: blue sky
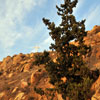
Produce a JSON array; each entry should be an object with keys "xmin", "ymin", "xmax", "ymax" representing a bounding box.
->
[{"xmin": 0, "ymin": 0, "xmax": 100, "ymax": 61}]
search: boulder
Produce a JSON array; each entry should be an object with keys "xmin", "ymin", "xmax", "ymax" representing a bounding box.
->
[
  {"xmin": 8, "ymin": 73, "xmax": 13, "ymax": 78},
  {"xmin": 92, "ymin": 88, "xmax": 100, "ymax": 100},
  {"xmin": 12, "ymin": 87, "xmax": 18, "ymax": 93},
  {"xmin": 14, "ymin": 92, "xmax": 25, "ymax": 100},
  {"xmin": 13, "ymin": 53, "xmax": 25, "ymax": 65},
  {"xmin": 21, "ymin": 79, "xmax": 28, "ymax": 88},
  {"xmin": 91, "ymin": 76, "xmax": 100, "ymax": 100},
  {"xmin": 23, "ymin": 63, "xmax": 33, "ymax": 72},
  {"xmin": 0, "ymin": 56, "xmax": 13, "ymax": 70},
  {"xmin": 30, "ymin": 53, "xmax": 34, "ymax": 58},
  {"xmin": 30, "ymin": 70, "xmax": 46, "ymax": 84},
  {"xmin": 0, "ymin": 92, "xmax": 5, "ymax": 98}
]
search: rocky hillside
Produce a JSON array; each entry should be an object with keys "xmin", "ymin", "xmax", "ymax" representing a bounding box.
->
[
  {"xmin": 85, "ymin": 25, "xmax": 100, "ymax": 70},
  {"xmin": 0, "ymin": 52, "xmax": 60, "ymax": 100},
  {"xmin": 70, "ymin": 25, "xmax": 100, "ymax": 70},
  {"xmin": 0, "ymin": 25, "xmax": 100, "ymax": 100}
]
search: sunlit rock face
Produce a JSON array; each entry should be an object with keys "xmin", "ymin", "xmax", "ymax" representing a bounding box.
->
[
  {"xmin": 85, "ymin": 25, "xmax": 100, "ymax": 70},
  {"xmin": 70, "ymin": 25, "xmax": 100, "ymax": 70}
]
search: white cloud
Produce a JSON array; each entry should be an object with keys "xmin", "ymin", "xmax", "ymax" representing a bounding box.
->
[
  {"xmin": 0, "ymin": 0, "xmax": 47, "ymax": 49},
  {"xmin": 37, "ymin": 36, "xmax": 54, "ymax": 52},
  {"xmin": 0, "ymin": 0, "xmax": 34, "ymax": 49},
  {"xmin": 85, "ymin": 5, "xmax": 100, "ymax": 30},
  {"xmin": 44, "ymin": 37, "xmax": 53, "ymax": 44},
  {"xmin": 0, "ymin": 0, "xmax": 47, "ymax": 60},
  {"xmin": 3, "ymin": 0, "xmax": 35, "ymax": 24},
  {"xmin": 0, "ymin": 28, "xmax": 21, "ymax": 48},
  {"xmin": 73, "ymin": 0, "xmax": 85, "ymax": 15}
]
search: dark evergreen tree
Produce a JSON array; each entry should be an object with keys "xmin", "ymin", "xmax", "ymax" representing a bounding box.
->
[
  {"xmin": 41, "ymin": 0, "xmax": 99, "ymax": 100},
  {"xmin": 34, "ymin": 51, "xmax": 50, "ymax": 66}
]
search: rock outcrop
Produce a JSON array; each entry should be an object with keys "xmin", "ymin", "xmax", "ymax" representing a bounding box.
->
[
  {"xmin": 71, "ymin": 25, "xmax": 100, "ymax": 70},
  {"xmin": 85, "ymin": 25, "xmax": 100, "ymax": 70},
  {"xmin": 0, "ymin": 52, "xmax": 55, "ymax": 100}
]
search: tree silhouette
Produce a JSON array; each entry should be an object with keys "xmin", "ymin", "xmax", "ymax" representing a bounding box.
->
[{"xmin": 40, "ymin": 0, "xmax": 99, "ymax": 99}]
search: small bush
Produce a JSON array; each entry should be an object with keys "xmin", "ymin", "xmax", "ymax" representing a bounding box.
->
[
  {"xmin": 28, "ymin": 97, "xmax": 34, "ymax": 100},
  {"xmin": 34, "ymin": 51, "xmax": 50, "ymax": 66},
  {"xmin": 34, "ymin": 87, "xmax": 44, "ymax": 96}
]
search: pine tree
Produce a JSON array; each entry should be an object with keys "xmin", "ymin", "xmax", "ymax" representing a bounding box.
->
[{"xmin": 42, "ymin": 0, "xmax": 99, "ymax": 100}]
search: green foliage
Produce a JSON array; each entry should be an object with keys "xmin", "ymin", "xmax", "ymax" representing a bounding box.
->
[
  {"xmin": 64, "ymin": 77, "xmax": 93, "ymax": 100},
  {"xmin": 34, "ymin": 87, "xmax": 44, "ymax": 96},
  {"xmin": 34, "ymin": 87, "xmax": 56, "ymax": 100},
  {"xmin": 40, "ymin": 0, "xmax": 99, "ymax": 100},
  {"xmin": 28, "ymin": 97, "xmax": 35, "ymax": 100},
  {"xmin": 0, "ymin": 71, "xmax": 3, "ymax": 75},
  {"xmin": 34, "ymin": 51, "xmax": 50, "ymax": 66}
]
